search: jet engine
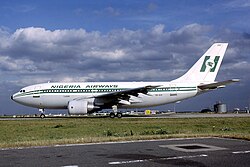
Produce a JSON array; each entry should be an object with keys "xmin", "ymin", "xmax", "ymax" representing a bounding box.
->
[{"xmin": 68, "ymin": 100, "xmax": 95, "ymax": 115}]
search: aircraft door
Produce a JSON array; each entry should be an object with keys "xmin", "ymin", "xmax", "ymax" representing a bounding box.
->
[
  {"xmin": 170, "ymin": 84, "xmax": 177, "ymax": 96},
  {"xmin": 33, "ymin": 86, "xmax": 43, "ymax": 107},
  {"xmin": 34, "ymin": 86, "xmax": 41, "ymax": 97}
]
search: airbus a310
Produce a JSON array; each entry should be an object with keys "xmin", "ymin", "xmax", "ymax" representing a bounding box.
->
[{"xmin": 11, "ymin": 43, "xmax": 239, "ymax": 118}]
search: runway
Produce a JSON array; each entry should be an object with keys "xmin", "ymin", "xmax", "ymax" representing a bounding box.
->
[
  {"xmin": 0, "ymin": 113, "xmax": 249, "ymax": 120},
  {"xmin": 1, "ymin": 137, "xmax": 250, "ymax": 167},
  {"xmin": 148, "ymin": 113, "xmax": 250, "ymax": 118}
]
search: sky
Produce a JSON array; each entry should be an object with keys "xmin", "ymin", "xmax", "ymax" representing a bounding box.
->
[{"xmin": 0, "ymin": 0, "xmax": 250, "ymax": 115}]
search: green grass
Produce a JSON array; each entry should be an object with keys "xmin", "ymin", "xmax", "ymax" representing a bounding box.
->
[{"xmin": 0, "ymin": 117, "xmax": 249, "ymax": 148}]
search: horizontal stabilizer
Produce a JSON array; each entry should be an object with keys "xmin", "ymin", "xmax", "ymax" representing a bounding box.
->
[{"xmin": 198, "ymin": 79, "xmax": 240, "ymax": 90}]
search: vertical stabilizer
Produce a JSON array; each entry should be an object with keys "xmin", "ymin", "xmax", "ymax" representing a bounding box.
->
[{"xmin": 173, "ymin": 43, "xmax": 228, "ymax": 84}]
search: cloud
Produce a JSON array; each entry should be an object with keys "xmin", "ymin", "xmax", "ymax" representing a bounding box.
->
[
  {"xmin": 147, "ymin": 3, "xmax": 158, "ymax": 12},
  {"xmin": 0, "ymin": 24, "xmax": 249, "ymax": 90},
  {"xmin": 1, "ymin": 23, "xmax": 249, "ymax": 114},
  {"xmin": 151, "ymin": 24, "xmax": 165, "ymax": 35},
  {"xmin": 104, "ymin": 7, "xmax": 120, "ymax": 16},
  {"xmin": 0, "ymin": 56, "xmax": 36, "ymax": 72},
  {"xmin": 73, "ymin": 8, "xmax": 84, "ymax": 16},
  {"xmin": 225, "ymin": 0, "xmax": 250, "ymax": 8},
  {"xmin": 94, "ymin": 6, "xmax": 120, "ymax": 16},
  {"xmin": 87, "ymin": 49, "xmax": 126, "ymax": 60},
  {"xmin": 4, "ymin": 4, "xmax": 36, "ymax": 13}
]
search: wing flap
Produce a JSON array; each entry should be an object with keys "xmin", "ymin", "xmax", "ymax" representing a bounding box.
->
[
  {"xmin": 95, "ymin": 85, "xmax": 160, "ymax": 106},
  {"xmin": 96, "ymin": 85, "xmax": 161, "ymax": 98}
]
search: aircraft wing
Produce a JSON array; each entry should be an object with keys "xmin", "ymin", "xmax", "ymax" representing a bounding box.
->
[
  {"xmin": 94, "ymin": 85, "xmax": 160, "ymax": 105},
  {"xmin": 96, "ymin": 85, "xmax": 160, "ymax": 98},
  {"xmin": 198, "ymin": 79, "xmax": 239, "ymax": 90}
]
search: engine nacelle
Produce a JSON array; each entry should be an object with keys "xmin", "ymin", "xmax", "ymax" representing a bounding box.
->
[{"xmin": 68, "ymin": 100, "xmax": 94, "ymax": 115}]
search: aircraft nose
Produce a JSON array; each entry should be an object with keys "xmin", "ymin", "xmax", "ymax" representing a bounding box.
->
[{"xmin": 11, "ymin": 95, "xmax": 13, "ymax": 100}]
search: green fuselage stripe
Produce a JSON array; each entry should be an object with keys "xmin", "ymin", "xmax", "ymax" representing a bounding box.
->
[{"xmin": 15, "ymin": 87, "xmax": 197, "ymax": 98}]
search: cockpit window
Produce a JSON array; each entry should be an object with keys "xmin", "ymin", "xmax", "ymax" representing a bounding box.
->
[{"xmin": 19, "ymin": 90, "xmax": 26, "ymax": 93}]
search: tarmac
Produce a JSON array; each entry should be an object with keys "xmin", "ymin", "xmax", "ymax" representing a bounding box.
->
[{"xmin": 1, "ymin": 137, "xmax": 250, "ymax": 167}]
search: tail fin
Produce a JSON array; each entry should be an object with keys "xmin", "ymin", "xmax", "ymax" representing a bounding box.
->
[{"xmin": 173, "ymin": 43, "xmax": 228, "ymax": 83}]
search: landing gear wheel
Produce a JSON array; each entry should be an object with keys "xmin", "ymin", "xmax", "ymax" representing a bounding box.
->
[
  {"xmin": 110, "ymin": 112, "xmax": 115, "ymax": 118},
  {"xmin": 40, "ymin": 113, "xmax": 45, "ymax": 119},
  {"xmin": 116, "ymin": 112, "xmax": 122, "ymax": 118}
]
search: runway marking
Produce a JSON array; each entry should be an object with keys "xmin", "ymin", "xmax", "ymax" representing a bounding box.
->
[
  {"xmin": 108, "ymin": 154, "xmax": 208, "ymax": 165},
  {"xmin": 160, "ymin": 143, "xmax": 227, "ymax": 152},
  {"xmin": 232, "ymin": 150, "xmax": 250, "ymax": 154}
]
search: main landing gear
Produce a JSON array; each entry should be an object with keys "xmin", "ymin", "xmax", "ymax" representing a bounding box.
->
[
  {"xmin": 110, "ymin": 105, "xmax": 122, "ymax": 118},
  {"xmin": 39, "ymin": 109, "xmax": 45, "ymax": 119}
]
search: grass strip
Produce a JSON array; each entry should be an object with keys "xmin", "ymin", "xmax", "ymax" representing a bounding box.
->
[{"xmin": 0, "ymin": 117, "xmax": 249, "ymax": 148}]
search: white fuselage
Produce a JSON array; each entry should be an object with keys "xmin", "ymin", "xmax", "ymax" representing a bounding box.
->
[
  {"xmin": 11, "ymin": 43, "xmax": 234, "ymax": 114},
  {"xmin": 12, "ymin": 82, "xmax": 198, "ymax": 110}
]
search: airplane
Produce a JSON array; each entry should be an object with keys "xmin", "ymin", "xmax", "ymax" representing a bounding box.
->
[{"xmin": 11, "ymin": 43, "xmax": 239, "ymax": 118}]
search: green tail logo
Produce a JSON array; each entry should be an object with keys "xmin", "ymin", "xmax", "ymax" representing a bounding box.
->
[{"xmin": 200, "ymin": 56, "xmax": 220, "ymax": 72}]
